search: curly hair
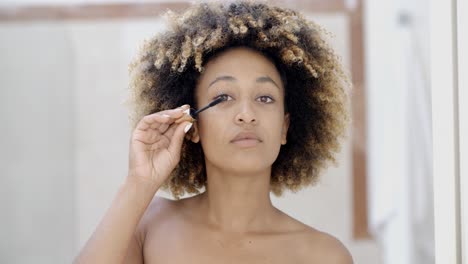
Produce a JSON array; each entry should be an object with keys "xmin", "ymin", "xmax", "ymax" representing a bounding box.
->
[{"xmin": 126, "ymin": 0, "xmax": 350, "ymax": 198}]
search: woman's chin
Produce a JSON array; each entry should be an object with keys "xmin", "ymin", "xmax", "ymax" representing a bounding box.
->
[{"xmin": 219, "ymin": 160, "xmax": 273, "ymax": 175}]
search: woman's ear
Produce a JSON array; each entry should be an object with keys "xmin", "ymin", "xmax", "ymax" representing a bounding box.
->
[
  {"xmin": 281, "ymin": 113, "xmax": 290, "ymax": 145},
  {"xmin": 185, "ymin": 122, "xmax": 200, "ymax": 143}
]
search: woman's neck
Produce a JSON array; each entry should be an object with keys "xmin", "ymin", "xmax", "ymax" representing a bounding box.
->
[{"xmin": 198, "ymin": 163, "xmax": 278, "ymax": 233}]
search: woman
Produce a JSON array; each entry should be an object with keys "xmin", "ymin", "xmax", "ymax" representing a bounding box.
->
[{"xmin": 74, "ymin": 1, "xmax": 352, "ymax": 263}]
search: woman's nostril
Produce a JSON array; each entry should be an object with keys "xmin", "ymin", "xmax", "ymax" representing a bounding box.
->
[{"xmin": 236, "ymin": 114, "xmax": 256, "ymax": 124}]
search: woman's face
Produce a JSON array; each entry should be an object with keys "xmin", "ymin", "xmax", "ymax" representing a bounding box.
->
[{"xmin": 193, "ymin": 47, "xmax": 289, "ymax": 174}]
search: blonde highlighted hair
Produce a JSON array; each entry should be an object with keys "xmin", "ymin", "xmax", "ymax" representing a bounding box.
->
[{"xmin": 127, "ymin": 0, "xmax": 350, "ymax": 198}]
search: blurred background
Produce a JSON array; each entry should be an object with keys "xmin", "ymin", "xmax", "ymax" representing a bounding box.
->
[{"xmin": 1, "ymin": 0, "xmax": 463, "ymax": 263}]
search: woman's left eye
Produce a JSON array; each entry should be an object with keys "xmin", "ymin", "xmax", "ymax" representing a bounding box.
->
[{"xmin": 257, "ymin": 96, "xmax": 274, "ymax": 103}]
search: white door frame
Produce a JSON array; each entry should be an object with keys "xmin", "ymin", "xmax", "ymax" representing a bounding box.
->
[
  {"xmin": 430, "ymin": 0, "xmax": 465, "ymax": 263},
  {"xmin": 457, "ymin": 0, "xmax": 467, "ymax": 263}
]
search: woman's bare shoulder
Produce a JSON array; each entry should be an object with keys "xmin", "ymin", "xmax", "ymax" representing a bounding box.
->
[
  {"xmin": 146, "ymin": 195, "xmax": 180, "ymax": 216},
  {"xmin": 302, "ymin": 228, "xmax": 353, "ymax": 264},
  {"xmin": 140, "ymin": 195, "xmax": 191, "ymax": 225},
  {"xmin": 136, "ymin": 195, "xmax": 190, "ymax": 239},
  {"xmin": 277, "ymin": 211, "xmax": 353, "ymax": 264}
]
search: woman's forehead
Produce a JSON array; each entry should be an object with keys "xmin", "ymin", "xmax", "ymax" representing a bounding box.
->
[{"xmin": 196, "ymin": 47, "xmax": 284, "ymax": 90}]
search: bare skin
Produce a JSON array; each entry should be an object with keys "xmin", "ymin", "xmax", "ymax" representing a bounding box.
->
[
  {"xmin": 126, "ymin": 195, "xmax": 353, "ymax": 264},
  {"xmin": 74, "ymin": 47, "xmax": 353, "ymax": 264}
]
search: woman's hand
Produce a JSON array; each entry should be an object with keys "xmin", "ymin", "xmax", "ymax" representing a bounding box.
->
[{"xmin": 127, "ymin": 105, "xmax": 194, "ymax": 188}]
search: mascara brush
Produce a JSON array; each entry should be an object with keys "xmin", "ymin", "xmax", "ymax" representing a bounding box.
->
[{"xmin": 181, "ymin": 96, "xmax": 226, "ymax": 121}]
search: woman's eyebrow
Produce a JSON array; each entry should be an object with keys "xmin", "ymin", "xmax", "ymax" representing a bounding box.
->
[
  {"xmin": 256, "ymin": 76, "xmax": 280, "ymax": 89},
  {"xmin": 208, "ymin": 75, "xmax": 280, "ymax": 89},
  {"xmin": 208, "ymin": 75, "xmax": 237, "ymax": 89}
]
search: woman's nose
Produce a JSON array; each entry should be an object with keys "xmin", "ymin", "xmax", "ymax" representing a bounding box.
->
[{"xmin": 234, "ymin": 102, "xmax": 257, "ymax": 125}]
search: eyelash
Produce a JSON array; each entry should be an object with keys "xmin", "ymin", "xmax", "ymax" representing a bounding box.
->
[
  {"xmin": 214, "ymin": 94, "xmax": 231, "ymax": 102},
  {"xmin": 213, "ymin": 94, "xmax": 275, "ymax": 104},
  {"xmin": 257, "ymin": 95, "xmax": 275, "ymax": 103}
]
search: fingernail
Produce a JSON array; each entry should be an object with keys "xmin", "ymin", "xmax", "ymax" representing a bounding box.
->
[
  {"xmin": 162, "ymin": 114, "xmax": 171, "ymax": 118},
  {"xmin": 184, "ymin": 123, "xmax": 193, "ymax": 133},
  {"xmin": 182, "ymin": 108, "xmax": 190, "ymax": 115}
]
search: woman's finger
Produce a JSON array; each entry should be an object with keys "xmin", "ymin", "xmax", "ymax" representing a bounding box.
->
[
  {"xmin": 156, "ymin": 123, "xmax": 170, "ymax": 134},
  {"xmin": 132, "ymin": 127, "xmax": 161, "ymax": 145},
  {"xmin": 162, "ymin": 122, "xmax": 178, "ymax": 139},
  {"xmin": 157, "ymin": 105, "xmax": 190, "ymax": 119},
  {"xmin": 174, "ymin": 112, "xmax": 194, "ymax": 124},
  {"xmin": 136, "ymin": 113, "xmax": 171, "ymax": 131},
  {"xmin": 136, "ymin": 105, "xmax": 190, "ymax": 131}
]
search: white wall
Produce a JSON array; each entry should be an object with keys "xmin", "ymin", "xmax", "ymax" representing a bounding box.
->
[
  {"xmin": 365, "ymin": 0, "xmax": 433, "ymax": 263},
  {"xmin": 0, "ymin": 23, "xmax": 76, "ymax": 263},
  {"xmin": 0, "ymin": 0, "xmax": 188, "ymax": 6}
]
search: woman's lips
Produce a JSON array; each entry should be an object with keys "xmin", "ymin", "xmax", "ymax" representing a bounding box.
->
[
  {"xmin": 231, "ymin": 138, "xmax": 261, "ymax": 147},
  {"xmin": 230, "ymin": 132, "xmax": 262, "ymax": 147}
]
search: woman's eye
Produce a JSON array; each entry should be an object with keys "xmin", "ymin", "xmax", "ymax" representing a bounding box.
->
[
  {"xmin": 214, "ymin": 94, "xmax": 232, "ymax": 101},
  {"xmin": 257, "ymin": 96, "xmax": 274, "ymax": 103}
]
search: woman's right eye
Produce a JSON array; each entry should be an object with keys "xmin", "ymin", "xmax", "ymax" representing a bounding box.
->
[{"xmin": 214, "ymin": 94, "xmax": 232, "ymax": 102}]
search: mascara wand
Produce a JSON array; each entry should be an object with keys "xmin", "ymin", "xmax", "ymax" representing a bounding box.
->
[{"xmin": 188, "ymin": 96, "xmax": 226, "ymax": 119}]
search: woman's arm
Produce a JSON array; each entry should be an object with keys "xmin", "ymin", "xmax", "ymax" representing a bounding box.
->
[
  {"xmin": 73, "ymin": 178, "xmax": 158, "ymax": 264},
  {"xmin": 73, "ymin": 105, "xmax": 193, "ymax": 263}
]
